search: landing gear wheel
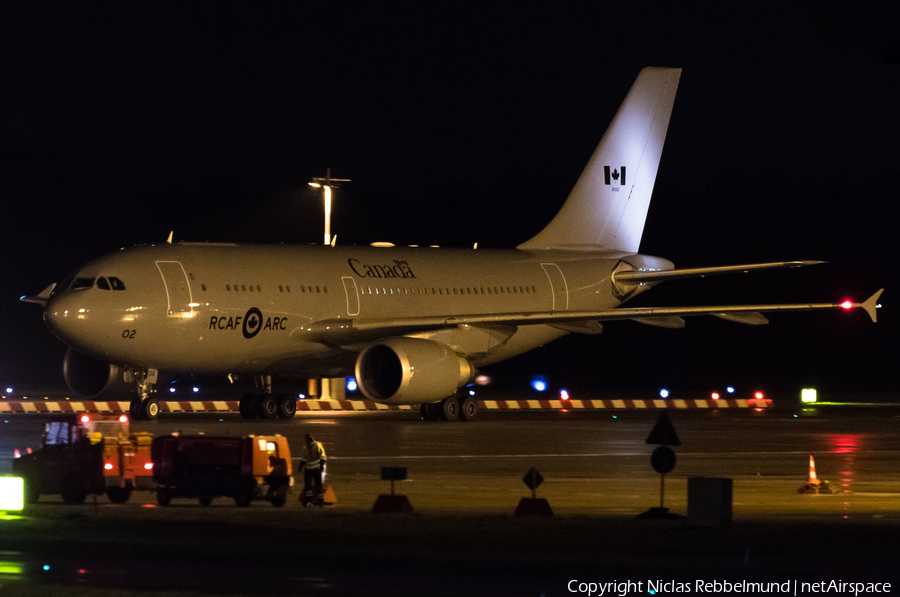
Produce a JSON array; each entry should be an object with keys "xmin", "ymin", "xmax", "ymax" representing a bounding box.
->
[
  {"xmin": 277, "ymin": 394, "xmax": 296, "ymax": 419},
  {"xmin": 142, "ymin": 398, "xmax": 160, "ymax": 420},
  {"xmin": 129, "ymin": 399, "xmax": 143, "ymax": 420},
  {"xmin": 460, "ymin": 395, "xmax": 478, "ymax": 421},
  {"xmin": 258, "ymin": 394, "xmax": 278, "ymax": 419},
  {"xmin": 239, "ymin": 394, "xmax": 259, "ymax": 419},
  {"xmin": 440, "ymin": 396, "xmax": 459, "ymax": 422}
]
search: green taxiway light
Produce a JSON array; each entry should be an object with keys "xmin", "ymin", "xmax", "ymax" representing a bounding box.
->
[
  {"xmin": 801, "ymin": 388, "xmax": 817, "ymax": 404},
  {"xmin": 0, "ymin": 477, "xmax": 24, "ymax": 511}
]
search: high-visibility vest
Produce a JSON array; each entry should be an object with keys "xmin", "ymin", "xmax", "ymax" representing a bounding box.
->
[{"xmin": 304, "ymin": 441, "xmax": 326, "ymax": 469}]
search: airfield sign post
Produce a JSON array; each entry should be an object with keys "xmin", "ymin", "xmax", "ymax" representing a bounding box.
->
[{"xmin": 641, "ymin": 410, "xmax": 681, "ymax": 518}]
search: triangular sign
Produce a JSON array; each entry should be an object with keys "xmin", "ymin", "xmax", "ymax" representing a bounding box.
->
[{"xmin": 646, "ymin": 410, "xmax": 681, "ymax": 446}]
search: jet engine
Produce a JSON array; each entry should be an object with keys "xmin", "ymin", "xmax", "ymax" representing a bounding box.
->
[
  {"xmin": 355, "ymin": 337, "xmax": 474, "ymax": 405},
  {"xmin": 62, "ymin": 347, "xmax": 131, "ymax": 399}
]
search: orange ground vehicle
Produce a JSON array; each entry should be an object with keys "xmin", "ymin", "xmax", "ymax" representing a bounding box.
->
[
  {"xmin": 151, "ymin": 434, "xmax": 292, "ymax": 507},
  {"xmin": 12, "ymin": 414, "xmax": 152, "ymax": 504}
]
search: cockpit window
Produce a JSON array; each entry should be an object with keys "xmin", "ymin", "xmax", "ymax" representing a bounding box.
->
[
  {"xmin": 96, "ymin": 277, "xmax": 111, "ymax": 290},
  {"xmin": 70, "ymin": 277, "xmax": 95, "ymax": 290},
  {"xmin": 108, "ymin": 277, "xmax": 126, "ymax": 290}
]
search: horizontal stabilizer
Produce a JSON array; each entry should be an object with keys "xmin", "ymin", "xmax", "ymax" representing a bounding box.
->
[
  {"xmin": 613, "ymin": 260, "xmax": 826, "ymax": 285},
  {"xmin": 20, "ymin": 284, "xmax": 56, "ymax": 306}
]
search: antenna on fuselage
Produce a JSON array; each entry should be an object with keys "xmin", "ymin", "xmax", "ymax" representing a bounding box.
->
[{"xmin": 167, "ymin": 231, "xmax": 174, "ymax": 244}]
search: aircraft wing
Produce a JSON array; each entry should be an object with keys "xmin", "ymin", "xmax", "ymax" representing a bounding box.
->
[{"xmin": 292, "ymin": 289, "xmax": 883, "ymax": 344}]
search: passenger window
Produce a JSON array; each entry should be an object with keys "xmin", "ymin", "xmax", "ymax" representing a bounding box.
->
[{"xmin": 96, "ymin": 277, "xmax": 111, "ymax": 290}]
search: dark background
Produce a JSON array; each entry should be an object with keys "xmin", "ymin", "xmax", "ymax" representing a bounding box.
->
[{"xmin": 2, "ymin": 2, "xmax": 897, "ymax": 397}]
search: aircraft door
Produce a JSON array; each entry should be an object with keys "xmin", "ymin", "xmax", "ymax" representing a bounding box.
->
[
  {"xmin": 342, "ymin": 276, "xmax": 360, "ymax": 316},
  {"xmin": 155, "ymin": 261, "xmax": 194, "ymax": 318},
  {"xmin": 540, "ymin": 263, "xmax": 569, "ymax": 312}
]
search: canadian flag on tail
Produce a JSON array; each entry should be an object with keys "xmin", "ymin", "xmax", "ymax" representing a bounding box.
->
[{"xmin": 604, "ymin": 165, "xmax": 626, "ymax": 186}]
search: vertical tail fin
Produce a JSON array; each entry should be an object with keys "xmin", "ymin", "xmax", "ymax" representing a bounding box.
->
[{"xmin": 518, "ymin": 67, "xmax": 681, "ymax": 252}]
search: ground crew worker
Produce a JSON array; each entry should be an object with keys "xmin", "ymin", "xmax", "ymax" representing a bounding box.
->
[
  {"xmin": 265, "ymin": 454, "xmax": 288, "ymax": 500},
  {"xmin": 299, "ymin": 433, "xmax": 326, "ymax": 507}
]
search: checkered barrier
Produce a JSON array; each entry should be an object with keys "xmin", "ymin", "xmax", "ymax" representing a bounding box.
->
[{"xmin": 0, "ymin": 396, "xmax": 769, "ymax": 414}]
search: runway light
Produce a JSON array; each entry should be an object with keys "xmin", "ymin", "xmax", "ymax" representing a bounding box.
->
[
  {"xmin": 169, "ymin": 387, "xmax": 176, "ymax": 393},
  {"xmin": 5, "ymin": 387, "xmax": 12, "ymax": 394},
  {"xmin": 659, "ymin": 389, "xmax": 669, "ymax": 398},
  {"xmin": 531, "ymin": 376, "xmax": 548, "ymax": 392},
  {"xmin": 840, "ymin": 300, "xmax": 853, "ymax": 310},
  {"xmin": 755, "ymin": 392, "xmax": 764, "ymax": 400},
  {"xmin": 711, "ymin": 392, "xmax": 720, "ymax": 400},
  {"xmin": 560, "ymin": 389, "xmax": 569, "ymax": 400},
  {"xmin": 801, "ymin": 388, "xmax": 817, "ymax": 404},
  {"xmin": 192, "ymin": 387, "xmax": 200, "ymax": 393},
  {"xmin": 726, "ymin": 386, "xmax": 735, "ymax": 394},
  {"xmin": 346, "ymin": 378, "xmax": 358, "ymax": 392},
  {"xmin": 469, "ymin": 390, "xmax": 475, "ymax": 396}
]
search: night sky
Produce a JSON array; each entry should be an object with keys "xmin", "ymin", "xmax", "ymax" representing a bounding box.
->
[{"xmin": 2, "ymin": 2, "xmax": 898, "ymax": 397}]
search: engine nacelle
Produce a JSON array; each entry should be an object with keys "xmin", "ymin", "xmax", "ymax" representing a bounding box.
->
[
  {"xmin": 355, "ymin": 337, "xmax": 474, "ymax": 405},
  {"xmin": 62, "ymin": 347, "xmax": 131, "ymax": 399}
]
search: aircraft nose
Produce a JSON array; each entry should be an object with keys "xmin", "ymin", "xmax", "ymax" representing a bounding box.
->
[{"xmin": 43, "ymin": 292, "xmax": 90, "ymax": 347}]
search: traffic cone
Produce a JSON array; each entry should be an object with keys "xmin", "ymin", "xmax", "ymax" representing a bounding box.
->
[
  {"xmin": 807, "ymin": 455, "xmax": 819, "ymax": 485},
  {"xmin": 798, "ymin": 455, "xmax": 835, "ymax": 494},
  {"xmin": 323, "ymin": 485, "xmax": 337, "ymax": 506}
]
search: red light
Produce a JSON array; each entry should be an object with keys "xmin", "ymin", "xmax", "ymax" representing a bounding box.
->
[
  {"xmin": 144, "ymin": 462, "xmax": 154, "ymax": 470},
  {"xmin": 119, "ymin": 415, "xmax": 128, "ymax": 423},
  {"xmin": 755, "ymin": 392, "xmax": 764, "ymax": 399},
  {"xmin": 840, "ymin": 300, "xmax": 853, "ymax": 310},
  {"xmin": 80, "ymin": 415, "xmax": 90, "ymax": 423},
  {"xmin": 104, "ymin": 463, "xmax": 114, "ymax": 470},
  {"xmin": 13, "ymin": 449, "xmax": 20, "ymax": 458},
  {"xmin": 711, "ymin": 392, "xmax": 720, "ymax": 400}
]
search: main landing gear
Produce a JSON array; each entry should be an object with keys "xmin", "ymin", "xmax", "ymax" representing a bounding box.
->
[
  {"xmin": 420, "ymin": 391, "xmax": 478, "ymax": 422},
  {"xmin": 238, "ymin": 375, "xmax": 296, "ymax": 420}
]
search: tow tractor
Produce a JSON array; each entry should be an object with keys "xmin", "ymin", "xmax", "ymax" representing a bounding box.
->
[
  {"xmin": 12, "ymin": 413, "xmax": 153, "ymax": 504},
  {"xmin": 151, "ymin": 434, "xmax": 293, "ymax": 507}
]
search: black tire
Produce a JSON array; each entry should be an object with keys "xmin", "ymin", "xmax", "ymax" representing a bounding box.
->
[
  {"xmin": 234, "ymin": 491, "xmax": 253, "ymax": 507},
  {"xmin": 143, "ymin": 398, "xmax": 160, "ymax": 420},
  {"xmin": 156, "ymin": 489, "xmax": 172, "ymax": 506},
  {"xmin": 440, "ymin": 396, "xmax": 459, "ymax": 422},
  {"xmin": 129, "ymin": 399, "xmax": 144, "ymax": 420},
  {"xmin": 239, "ymin": 393, "xmax": 258, "ymax": 419},
  {"xmin": 460, "ymin": 395, "xmax": 478, "ymax": 421},
  {"xmin": 277, "ymin": 394, "xmax": 296, "ymax": 419},
  {"xmin": 198, "ymin": 496, "xmax": 213, "ymax": 507},
  {"xmin": 258, "ymin": 394, "xmax": 278, "ymax": 419},
  {"xmin": 271, "ymin": 495, "xmax": 286, "ymax": 507},
  {"xmin": 60, "ymin": 473, "xmax": 87, "ymax": 504},
  {"xmin": 106, "ymin": 486, "xmax": 132, "ymax": 504}
]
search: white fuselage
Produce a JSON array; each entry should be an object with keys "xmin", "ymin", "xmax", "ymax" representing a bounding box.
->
[{"xmin": 43, "ymin": 242, "xmax": 669, "ymax": 378}]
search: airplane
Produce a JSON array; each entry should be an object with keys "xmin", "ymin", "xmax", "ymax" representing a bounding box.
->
[{"xmin": 23, "ymin": 67, "xmax": 882, "ymax": 422}]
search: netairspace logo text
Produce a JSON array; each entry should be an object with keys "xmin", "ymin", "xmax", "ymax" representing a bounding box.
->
[{"xmin": 566, "ymin": 579, "xmax": 892, "ymax": 596}]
